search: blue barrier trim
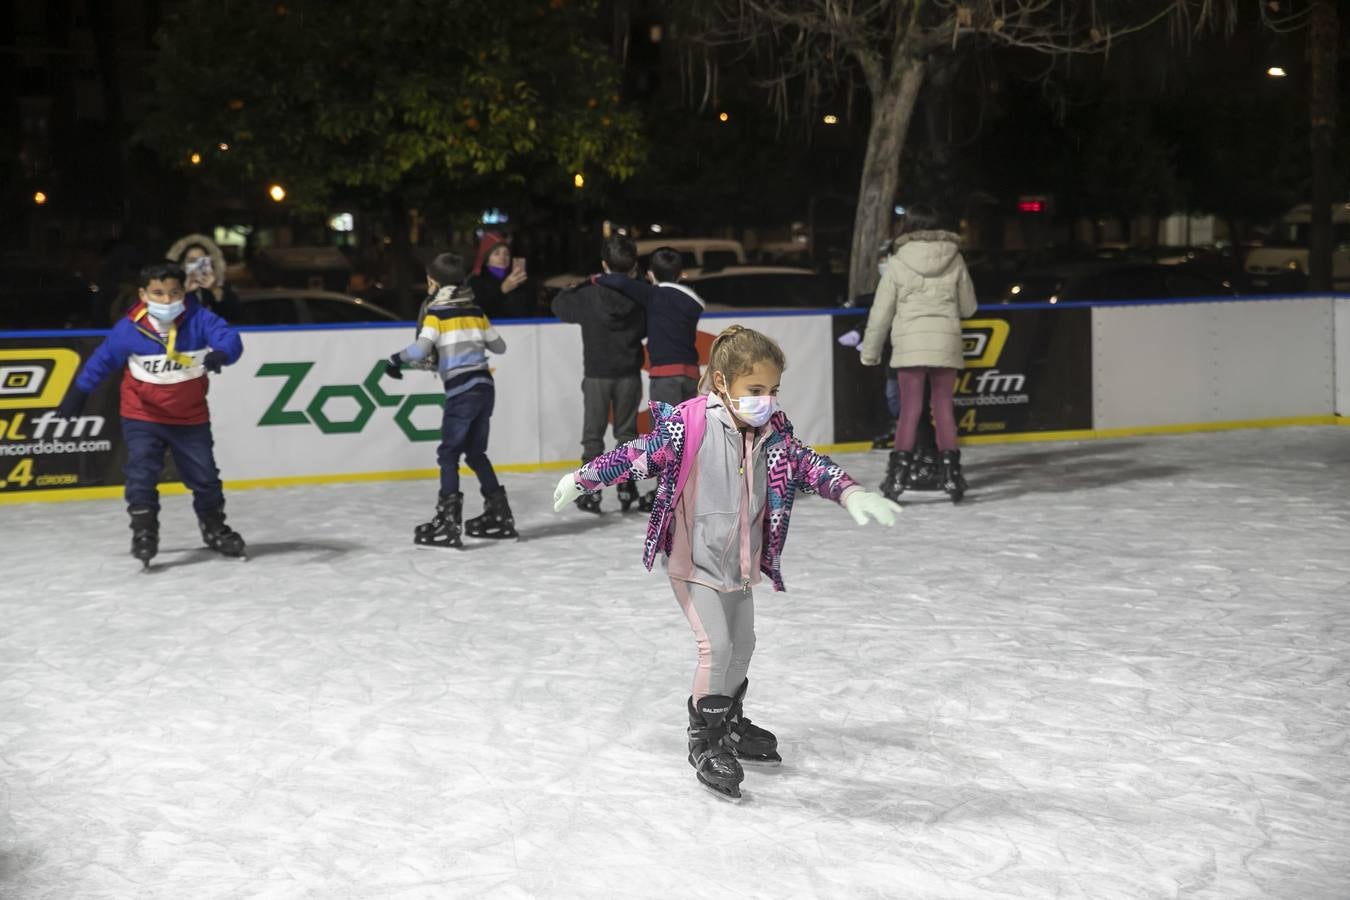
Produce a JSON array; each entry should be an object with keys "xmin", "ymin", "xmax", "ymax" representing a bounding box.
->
[{"xmin": 3, "ymin": 292, "xmax": 1346, "ymax": 339}]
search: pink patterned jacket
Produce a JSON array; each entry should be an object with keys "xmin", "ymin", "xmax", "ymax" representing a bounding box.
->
[{"xmin": 574, "ymin": 395, "xmax": 859, "ymax": 591}]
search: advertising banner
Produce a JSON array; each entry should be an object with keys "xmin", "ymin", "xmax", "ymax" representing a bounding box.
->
[
  {"xmin": 208, "ymin": 324, "xmax": 545, "ymax": 481},
  {"xmin": 832, "ymin": 307, "xmax": 1093, "ymax": 442},
  {"xmin": 0, "ymin": 336, "xmax": 125, "ymax": 495}
]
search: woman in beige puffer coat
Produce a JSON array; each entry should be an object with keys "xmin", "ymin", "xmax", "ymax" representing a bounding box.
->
[{"xmin": 860, "ymin": 206, "xmax": 977, "ymax": 500}]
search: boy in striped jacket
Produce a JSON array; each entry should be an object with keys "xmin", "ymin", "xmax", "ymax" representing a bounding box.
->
[
  {"xmin": 53, "ymin": 262, "xmax": 246, "ymax": 568},
  {"xmin": 383, "ymin": 253, "xmax": 515, "ymax": 547}
]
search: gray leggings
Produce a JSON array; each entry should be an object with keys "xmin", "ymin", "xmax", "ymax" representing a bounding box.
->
[{"xmin": 671, "ymin": 580, "xmax": 756, "ymax": 701}]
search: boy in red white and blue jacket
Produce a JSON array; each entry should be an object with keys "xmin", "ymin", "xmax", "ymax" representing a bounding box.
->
[{"xmin": 55, "ymin": 263, "xmax": 246, "ymax": 567}]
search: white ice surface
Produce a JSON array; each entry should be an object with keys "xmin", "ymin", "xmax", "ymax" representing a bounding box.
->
[{"xmin": 2, "ymin": 428, "xmax": 1349, "ymax": 899}]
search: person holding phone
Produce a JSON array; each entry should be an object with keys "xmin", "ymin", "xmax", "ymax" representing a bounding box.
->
[
  {"xmin": 468, "ymin": 231, "xmax": 534, "ymax": 319},
  {"xmin": 167, "ymin": 234, "xmax": 243, "ymax": 321}
]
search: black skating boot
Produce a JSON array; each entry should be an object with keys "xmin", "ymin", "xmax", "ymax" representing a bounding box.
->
[
  {"xmin": 726, "ymin": 678, "xmax": 781, "ymax": 766},
  {"xmin": 687, "ymin": 695, "xmax": 744, "ymax": 800},
  {"xmin": 939, "ymin": 450, "xmax": 967, "ymax": 502},
  {"xmin": 414, "ymin": 492, "xmax": 463, "ymax": 548},
  {"xmin": 637, "ymin": 490, "xmax": 656, "ymax": 512},
  {"xmin": 616, "ymin": 480, "xmax": 639, "ymax": 511},
  {"xmin": 880, "ymin": 450, "xmax": 912, "ymax": 501},
  {"xmin": 574, "ymin": 492, "xmax": 602, "ymax": 515},
  {"xmin": 129, "ymin": 506, "xmax": 159, "ymax": 569},
  {"xmin": 870, "ymin": 423, "xmax": 896, "ymax": 450},
  {"xmin": 464, "ymin": 487, "xmax": 518, "ymax": 539},
  {"xmin": 199, "ymin": 509, "xmax": 247, "ymax": 558}
]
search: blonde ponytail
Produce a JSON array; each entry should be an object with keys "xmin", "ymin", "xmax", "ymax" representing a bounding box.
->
[{"xmin": 699, "ymin": 324, "xmax": 787, "ymax": 394}]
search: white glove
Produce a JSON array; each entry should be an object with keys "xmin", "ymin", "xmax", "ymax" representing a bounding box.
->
[
  {"xmin": 553, "ymin": 473, "xmax": 585, "ymax": 512},
  {"xmin": 836, "ymin": 329, "xmax": 862, "ymax": 348},
  {"xmin": 844, "ymin": 490, "xmax": 902, "ymax": 527}
]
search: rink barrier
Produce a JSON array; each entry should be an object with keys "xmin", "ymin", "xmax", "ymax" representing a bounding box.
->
[{"xmin": 2, "ymin": 294, "xmax": 1348, "ymax": 505}]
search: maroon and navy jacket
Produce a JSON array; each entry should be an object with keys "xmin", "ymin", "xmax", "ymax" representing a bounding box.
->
[{"xmin": 74, "ymin": 299, "xmax": 244, "ymax": 426}]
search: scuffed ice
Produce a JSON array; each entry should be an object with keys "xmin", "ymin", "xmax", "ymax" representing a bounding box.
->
[{"xmin": 2, "ymin": 427, "xmax": 1348, "ymax": 898}]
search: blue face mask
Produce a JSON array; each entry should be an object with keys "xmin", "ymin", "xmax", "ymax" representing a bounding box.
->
[
  {"xmin": 147, "ymin": 300, "xmax": 185, "ymax": 322},
  {"xmin": 487, "ymin": 265, "xmax": 508, "ymax": 280}
]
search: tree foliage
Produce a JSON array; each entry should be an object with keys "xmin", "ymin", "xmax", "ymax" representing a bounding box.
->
[
  {"xmin": 691, "ymin": 0, "xmax": 1239, "ymax": 296},
  {"xmin": 141, "ymin": 0, "xmax": 645, "ymax": 213}
]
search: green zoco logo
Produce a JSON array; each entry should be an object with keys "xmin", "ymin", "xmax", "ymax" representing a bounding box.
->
[{"xmin": 256, "ymin": 362, "xmax": 441, "ymax": 440}]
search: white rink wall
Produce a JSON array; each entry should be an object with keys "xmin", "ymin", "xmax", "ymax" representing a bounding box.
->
[
  {"xmin": 209, "ymin": 314, "xmax": 833, "ymax": 482},
  {"xmin": 1336, "ymin": 297, "xmax": 1350, "ymax": 416},
  {"xmin": 1091, "ymin": 296, "xmax": 1339, "ymax": 430}
]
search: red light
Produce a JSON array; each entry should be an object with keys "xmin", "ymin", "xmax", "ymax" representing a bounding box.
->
[{"xmin": 1018, "ymin": 200, "xmax": 1044, "ymax": 213}]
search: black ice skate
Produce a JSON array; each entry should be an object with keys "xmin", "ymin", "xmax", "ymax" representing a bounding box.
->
[
  {"xmin": 687, "ymin": 694, "xmax": 744, "ymax": 800},
  {"xmin": 637, "ymin": 490, "xmax": 656, "ymax": 513},
  {"xmin": 129, "ymin": 506, "xmax": 159, "ymax": 570},
  {"xmin": 464, "ymin": 487, "xmax": 518, "ymax": 539},
  {"xmin": 939, "ymin": 450, "xmax": 967, "ymax": 502},
  {"xmin": 907, "ymin": 446, "xmax": 943, "ymax": 491},
  {"xmin": 414, "ymin": 492, "xmax": 463, "ymax": 548},
  {"xmin": 726, "ymin": 679, "xmax": 781, "ymax": 766},
  {"xmin": 616, "ymin": 480, "xmax": 639, "ymax": 512},
  {"xmin": 880, "ymin": 450, "xmax": 912, "ymax": 502},
  {"xmin": 199, "ymin": 509, "xmax": 247, "ymax": 558},
  {"xmin": 574, "ymin": 492, "xmax": 602, "ymax": 515}
]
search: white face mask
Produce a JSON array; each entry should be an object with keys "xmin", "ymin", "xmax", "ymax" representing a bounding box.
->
[
  {"xmin": 716, "ymin": 377, "xmax": 777, "ymax": 427},
  {"xmin": 147, "ymin": 300, "xmax": 185, "ymax": 322},
  {"xmin": 878, "ymin": 262, "xmax": 887, "ymax": 277},
  {"xmin": 730, "ymin": 394, "xmax": 776, "ymax": 427}
]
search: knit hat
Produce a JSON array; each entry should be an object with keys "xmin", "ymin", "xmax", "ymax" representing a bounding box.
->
[{"xmin": 471, "ymin": 232, "xmax": 510, "ymax": 276}]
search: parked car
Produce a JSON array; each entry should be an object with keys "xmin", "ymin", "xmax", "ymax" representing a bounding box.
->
[
  {"xmin": 999, "ymin": 263, "xmax": 1238, "ymax": 304},
  {"xmin": 635, "ymin": 238, "xmax": 747, "ymax": 277},
  {"xmin": 0, "ymin": 264, "xmax": 103, "ymax": 329},
  {"xmin": 233, "ymin": 289, "xmax": 402, "ymax": 325},
  {"xmin": 1245, "ymin": 203, "xmax": 1350, "ymax": 290},
  {"xmin": 686, "ymin": 266, "xmax": 845, "ymax": 312}
]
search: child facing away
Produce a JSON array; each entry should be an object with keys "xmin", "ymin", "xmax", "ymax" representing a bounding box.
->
[
  {"xmin": 53, "ymin": 262, "xmax": 246, "ymax": 568},
  {"xmin": 551, "ymin": 325, "xmax": 901, "ymax": 800},
  {"xmin": 860, "ymin": 204, "xmax": 978, "ymax": 502},
  {"xmin": 551, "ymin": 233, "xmax": 647, "ymax": 514},
  {"xmin": 382, "ymin": 252, "xmax": 516, "ymax": 548},
  {"xmin": 596, "ymin": 245, "xmax": 705, "ymax": 511}
]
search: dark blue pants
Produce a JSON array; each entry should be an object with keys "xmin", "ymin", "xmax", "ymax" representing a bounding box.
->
[
  {"xmin": 122, "ymin": 418, "xmax": 225, "ymax": 515},
  {"xmin": 439, "ymin": 383, "xmax": 500, "ymax": 497}
]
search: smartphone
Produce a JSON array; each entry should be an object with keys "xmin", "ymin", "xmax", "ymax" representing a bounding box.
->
[{"xmin": 511, "ymin": 257, "xmax": 526, "ymax": 276}]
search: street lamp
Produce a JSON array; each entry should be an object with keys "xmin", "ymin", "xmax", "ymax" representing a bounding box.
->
[
  {"xmin": 718, "ymin": 112, "xmax": 729, "ymax": 123},
  {"xmin": 190, "ymin": 152, "xmax": 202, "ymax": 165},
  {"xmin": 822, "ymin": 114, "xmax": 839, "ymax": 125},
  {"xmin": 573, "ymin": 172, "xmax": 585, "ymax": 189},
  {"xmin": 268, "ymin": 184, "xmax": 286, "ymax": 202},
  {"xmin": 218, "ymin": 142, "xmax": 230, "ymax": 151},
  {"xmin": 33, "ymin": 191, "xmax": 48, "ymax": 205},
  {"xmin": 1267, "ymin": 66, "xmax": 1288, "ymax": 78}
]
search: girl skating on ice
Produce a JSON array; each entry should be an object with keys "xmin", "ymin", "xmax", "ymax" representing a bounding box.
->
[
  {"xmin": 860, "ymin": 203, "xmax": 978, "ymax": 502},
  {"xmin": 551, "ymin": 325, "xmax": 901, "ymax": 799}
]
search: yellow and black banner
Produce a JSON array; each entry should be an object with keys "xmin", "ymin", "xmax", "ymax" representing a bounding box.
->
[
  {"xmin": 0, "ymin": 337, "xmax": 127, "ymax": 494},
  {"xmin": 831, "ymin": 308, "xmax": 1093, "ymax": 441}
]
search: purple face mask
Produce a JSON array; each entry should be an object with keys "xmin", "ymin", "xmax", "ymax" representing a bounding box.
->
[{"xmin": 487, "ymin": 265, "xmax": 509, "ymax": 280}]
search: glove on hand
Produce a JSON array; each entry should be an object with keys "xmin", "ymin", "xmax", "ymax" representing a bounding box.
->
[
  {"xmin": 553, "ymin": 473, "xmax": 585, "ymax": 512},
  {"xmin": 837, "ymin": 329, "xmax": 862, "ymax": 348},
  {"xmin": 844, "ymin": 490, "xmax": 902, "ymax": 527},
  {"xmin": 384, "ymin": 354, "xmax": 404, "ymax": 380},
  {"xmin": 204, "ymin": 350, "xmax": 227, "ymax": 373},
  {"xmin": 55, "ymin": 388, "xmax": 88, "ymax": 420}
]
